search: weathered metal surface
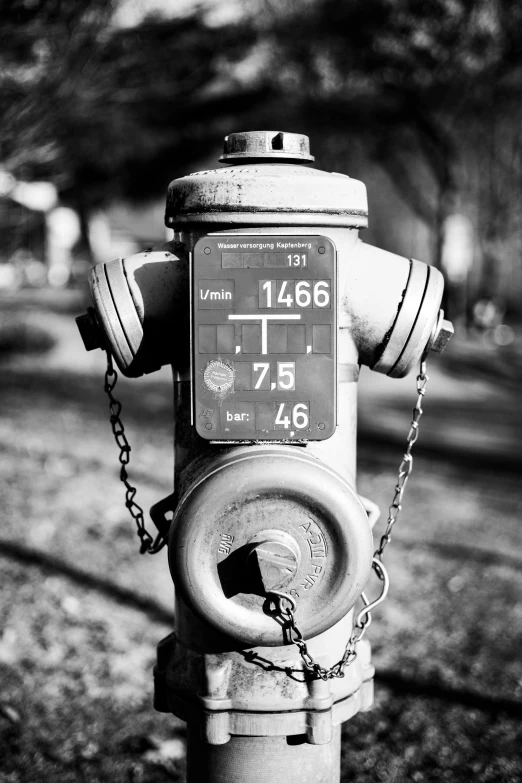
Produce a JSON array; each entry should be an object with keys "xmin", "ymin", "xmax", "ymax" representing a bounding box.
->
[
  {"xmin": 186, "ymin": 726, "xmax": 342, "ymax": 783},
  {"xmin": 105, "ymin": 257, "xmax": 143, "ymax": 356},
  {"xmin": 192, "ymin": 234, "xmax": 337, "ymax": 442},
  {"xmin": 219, "ymin": 130, "xmax": 315, "ymax": 163},
  {"xmin": 76, "ymin": 133, "xmax": 454, "ymax": 782},
  {"xmin": 87, "ymin": 246, "xmax": 190, "ymax": 377},
  {"xmin": 168, "ymin": 447, "xmax": 373, "ymax": 646},
  {"xmin": 430, "ymin": 316, "xmax": 454, "ymax": 353},
  {"xmin": 248, "ymin": 534, "xmax": 300, "ymax": 592},
  {"xmin": 339, "ymin": 240, "xmax": 445, "ymax": 376},
  {"xmin": 165, "ymin": 165, "xmax": 368, "ymax": 228},
  {"xmin": 154, "ymin": 607, "xmax": 374, "ymax": 743},
  {"xmin": 90, "ymin": 263, "xmax": 134, "ymax": 371},
  {"xmin": 83, "ymin": 194, "xmax": 445, "ymax": 386},
  {"xmin": 388, "ymin": 263, "xmax": 444, "ymax": 377},
  {"xmin": 75, "ymin": 308, "xmax": 104, "ymax": 351},
  {"xmin": 370, "ymin": 260, "xmax": 428, "ymax": 374},
  {"xmin": 166, "ymin": 131, "xmax": 365, "ymax": 228}
]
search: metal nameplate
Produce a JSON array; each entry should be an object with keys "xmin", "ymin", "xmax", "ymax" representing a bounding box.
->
[{"xmin": 192, "ymin": 235, "xmax": 337, "ymax": 441}]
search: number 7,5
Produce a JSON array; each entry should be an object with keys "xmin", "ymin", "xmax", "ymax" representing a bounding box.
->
[{"xmin": 252, "ymin": 362, "xmax": 295, "ymax": 390}]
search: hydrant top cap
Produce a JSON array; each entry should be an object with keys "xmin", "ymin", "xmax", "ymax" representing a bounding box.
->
[
  {"xmin": 165, "ymin": 129, "xmax": 368, "ymax": 228},
  {"xmin": 220, "ymin": 131, "xmax": 315, "ymax": 163}
]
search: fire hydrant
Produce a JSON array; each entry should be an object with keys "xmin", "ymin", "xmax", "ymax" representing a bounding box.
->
[{"xmin": 77, "ymin": 131, "xmax": 452, "ymax": 783}]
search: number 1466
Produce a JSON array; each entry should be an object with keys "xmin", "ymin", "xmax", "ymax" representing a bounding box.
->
[{"xmin": 260, "ymin": 279, "xmax": 330, "ymax": 308}]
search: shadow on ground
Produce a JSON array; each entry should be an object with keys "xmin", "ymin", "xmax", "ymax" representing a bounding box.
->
[{"xmin": 0, "ymin": 296, "xmax": 520, "ymax": 782}]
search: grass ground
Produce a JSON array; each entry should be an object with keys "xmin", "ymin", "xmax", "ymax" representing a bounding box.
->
[{"xmin": 0, "ymin": 291, "xmax": 520, "ymax": 782}]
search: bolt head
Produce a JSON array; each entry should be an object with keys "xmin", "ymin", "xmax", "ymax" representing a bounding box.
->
[
  {"xmin": 430, "ymin": 318, "xmax": 454, "ymax": 354},
  {"xmin": 76, "ymin": 308, "xmax": 104, "ymax": 351},
  {"xmin": 251, "ymin": 543, "xmax": 298, "ymax": 592},
  {"xmin": 246, "ymin": 533, "xmax": 301, "ymax": 593},
  {"xmin": 219, "ymin": 130, "xmax": 314, "ymax": 163}
]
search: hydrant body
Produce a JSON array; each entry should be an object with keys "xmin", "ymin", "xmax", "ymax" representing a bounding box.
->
[{"xmin": 78, "ymin": 131, "xmax": 450, "ymax": 782}]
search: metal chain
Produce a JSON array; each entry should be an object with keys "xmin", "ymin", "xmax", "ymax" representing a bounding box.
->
[
  {"xmin": 270, "ymin": 358, "xmax": 429, "ymax": 680},
  {"xmin": 374, "ymin": 358, "xmax": 429, "ymax": 560},
  {"xmin": 101, "ymin": 346, "xmax": 428, "ymax": 646},
  {"xmin": 103, "ymin": 351, "xmax": 165, "ymax": 555}
]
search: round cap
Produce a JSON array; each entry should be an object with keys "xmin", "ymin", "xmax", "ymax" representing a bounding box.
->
[
  {"xmin": 220, "ymin": 131, "xmax": 314, "ymax": 163},
  {"xmin": 165, "ymin": 127, "xmax": 368, "ymax": 228},
  {"xmin": 169, "ymin": 449, "xmax": 373, "ymax": 646}
]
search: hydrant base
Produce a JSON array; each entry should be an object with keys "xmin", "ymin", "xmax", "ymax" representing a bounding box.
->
[
  {"xmin": 154, "ymin": 622, "xmax": 374, "ymax": 745},
  {"xmin": 158, "ymin": 680, "xmax": 373, "ymax": 746},
  {"xmin": 187, "ymin": 726, "xmax": 342, "ymax": 783}
]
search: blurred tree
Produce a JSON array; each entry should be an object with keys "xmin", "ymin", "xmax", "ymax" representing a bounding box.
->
[
  {"xmin": 96, "ymin": 13, "xmax": 268, "ymax": 200},
  {"xmin": 0, "ymin": 0, "xmax": 268, "ymax": 256},
  {"xmin": 258, "ymin": 0, "xmax": 522, "ymax": 304},
  {"xmin": 0, "ymin": 0, "xmax": 116, "ymax": 252},
  {"xmin": 2, "ymin": 0, "xmax": 522, "ymax": 311}
]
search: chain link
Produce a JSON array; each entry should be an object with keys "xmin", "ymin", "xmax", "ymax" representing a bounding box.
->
[
  {"xmin": 374, "ymin": 358, "xmax": 429, "ymax": 560},
  {"xmin": 270, "ymin": 358, "xmax": 429, "ymax": 679},
  {"xmin": 103, "ymin": 351, "xmax": 165, "ymax": 555},
  {"xmin": 101, "ymin": 348, "xmax": 429, "ymax": 654}
]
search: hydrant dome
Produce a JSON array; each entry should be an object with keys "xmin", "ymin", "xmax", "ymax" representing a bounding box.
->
[{"xmin": 165, "ymin": 130, "xmax": 368, "ymax": 228}]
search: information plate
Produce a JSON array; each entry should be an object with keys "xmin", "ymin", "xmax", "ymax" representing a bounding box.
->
[{"xmin": 192, "ymin": 235, "xmax": 336, "ymax": 441}]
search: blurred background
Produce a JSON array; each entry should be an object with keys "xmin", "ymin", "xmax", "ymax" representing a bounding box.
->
[{"xmin": 0, "ymin": 1, "xmax": 521, "ymax": 781}]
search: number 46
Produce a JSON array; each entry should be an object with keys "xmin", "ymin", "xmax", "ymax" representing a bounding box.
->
[{"xmin": 275, "ymin": 402, "xmax": 309, "ymax": 429}]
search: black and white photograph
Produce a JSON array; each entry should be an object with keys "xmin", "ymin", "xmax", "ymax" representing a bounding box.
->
[{"xmin": 0, "ymin": 1, "xmax": 521, "ymax": 781}]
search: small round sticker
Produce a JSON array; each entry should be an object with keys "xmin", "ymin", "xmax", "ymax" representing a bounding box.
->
[{"xmin": 204, "ymin": 360, "xmax": 234, "ymax": 393}]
